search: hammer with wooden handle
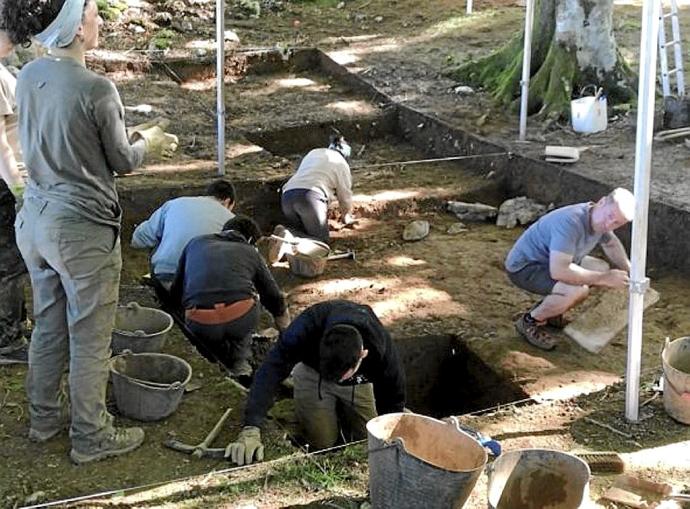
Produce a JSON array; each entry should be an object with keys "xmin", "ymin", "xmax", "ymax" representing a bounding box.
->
[{"xmin": 327, "ymin": 251, "xmax": 356, "ymax": 261}]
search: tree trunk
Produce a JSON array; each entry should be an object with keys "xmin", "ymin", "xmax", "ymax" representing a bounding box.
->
[{"xmin": 451, "ymin": 0, "xmax": 635, "ymax": 118}]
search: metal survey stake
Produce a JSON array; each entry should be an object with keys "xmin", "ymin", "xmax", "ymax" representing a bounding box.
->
[{"xmin": 216, "ymin": 0, "xmax": 226, "ymax": 176}]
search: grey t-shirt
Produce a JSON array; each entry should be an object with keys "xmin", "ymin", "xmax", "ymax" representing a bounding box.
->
[
  {"xmin": 505, "ymin": 202, "xmax": 612, "ymax": 272},
  {"xmin": 16, "ymin": 56, "xmax": 145, "ymax": 227}
]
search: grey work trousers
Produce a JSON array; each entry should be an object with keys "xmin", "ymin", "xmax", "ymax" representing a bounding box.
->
[
  {"xmin": 281, "ymin": 189, "xmax": 330, "ymax": 242},
  {"xmin": 15, "ymin": 196, "xmax": 120, "ymax": 448},
  {"xmin": 293, "ymin": 363, "xmax": 377, "ymax": 449}
]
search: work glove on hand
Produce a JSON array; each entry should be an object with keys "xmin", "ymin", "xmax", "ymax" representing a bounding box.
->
[
  {"xmin": 132, "ymin": 125, "xmax": 179, "ymax": 159},
  {"xmin": 128, "ymin": 117, "xmax": 178, "ymax": 159},
  {"xmin": 225, "ymin": 426, "xmax": 264, "ymax": 466},
  {"xmin": 342, "ymin": 213, "xmax": 357, "ymax": 226},
  {"xmin": 274, "ymin": 309, "xmax": 291, "ymax": 331}
]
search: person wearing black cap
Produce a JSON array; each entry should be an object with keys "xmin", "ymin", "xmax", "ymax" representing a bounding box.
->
[{"xmin": 225, "ymin": 299, "xmax": 406, "ymax": 466}]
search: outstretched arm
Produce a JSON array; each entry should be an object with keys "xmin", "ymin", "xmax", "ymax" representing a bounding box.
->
[
  {"xmin": 550, "ymin": 251, "xmax": 628, "ymax": 289},
  {"xmin": 131, "ymin": 203, "xmax": 167, "ymax": 249}
]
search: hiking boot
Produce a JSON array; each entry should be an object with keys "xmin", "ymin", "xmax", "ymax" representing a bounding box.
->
[
  {"xmin": 70, "ymin": 427, "xmax": 145, "ymax": 465},
  {"xmin": 546, "ymin": 314, "xmax": 570, "ymax": 329},
  {"xmin": 0, "ymin": 339, "xmax": 28, "ymax": 365},
  {"xmin": 525, "ymin": 301, "xmax": 569, "ymax": 329},
  {"xmin": 515, "ymin": 313, "xmax": 557, "ymax": 351}
]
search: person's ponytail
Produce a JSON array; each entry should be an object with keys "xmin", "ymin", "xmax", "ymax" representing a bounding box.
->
[{"xmin": 0, "ymin": 0, "xmax": 67, "ymax": 46}]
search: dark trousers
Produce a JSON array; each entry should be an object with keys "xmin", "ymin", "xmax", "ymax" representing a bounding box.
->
[
  {"xmin": 185, "ymin": 304, "xmax": 260, "ymax": 372},
  {"xmin": 281, "ymin": 188, "xmax": 329, "ymax": 242},
  {"xmin": 0, "ymin": 180, "xmax": 27, "ymax": 349}
]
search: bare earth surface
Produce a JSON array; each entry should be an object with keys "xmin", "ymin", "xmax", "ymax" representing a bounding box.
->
[{"xmin": 2, "ymin": 0, "xmax": 690, "ymax": 507}]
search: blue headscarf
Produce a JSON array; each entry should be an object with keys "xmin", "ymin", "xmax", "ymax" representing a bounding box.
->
[{"xmin": 35, "ymin": 0, "xmax": 87, "ymax": 48}]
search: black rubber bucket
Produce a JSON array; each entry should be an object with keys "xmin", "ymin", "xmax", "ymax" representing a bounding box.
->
[
  {"xmin": 109, "ymin": 351, "xmax": 191, "ymax": 421},
  {"xmin": 367, "ymin": 413, "xmax": 487, "ymax": 509}
]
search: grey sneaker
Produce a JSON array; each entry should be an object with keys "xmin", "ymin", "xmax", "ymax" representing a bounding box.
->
[
  {"xmin": 267, "ymin": 225, "xmax": 287, "ymax": 264},
  {"xmin": 29, "ymin": 425, "xmax": 67, "ymax": 443},
  {"xmin": 227, "ymin": 359, "xmax": 252, "ymax": 379},
  {"xmin": 70, "ymin": 427, "xmax": 145, "ymax": 465},
  {"xmin": 0, "ymin": 338, "xmax": 28, "ymax": 365}
]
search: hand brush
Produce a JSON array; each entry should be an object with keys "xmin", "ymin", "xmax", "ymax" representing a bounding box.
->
[{"xmin": 575, "ymin": 451, "xmax": 625, "ymax": 474}]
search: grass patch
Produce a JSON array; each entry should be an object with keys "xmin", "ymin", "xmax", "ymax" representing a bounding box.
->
[
  {"xmin": 166, "ymin": 443, "xmax": 370, "ymax": 507},
  {"xmin": 96, "ymin": 0, "xmax": 128, "ymax": 21},
  {"xmin": 150, "ymin": 28, "xmax": 178, "ymax": 50}
]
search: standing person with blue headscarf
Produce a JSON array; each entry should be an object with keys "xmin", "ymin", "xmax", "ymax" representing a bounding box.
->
[{"xmin": 1, "ymin": 0, "xmax": 178, "ymax": 464}]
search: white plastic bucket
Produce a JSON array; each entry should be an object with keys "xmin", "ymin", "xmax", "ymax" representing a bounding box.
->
[{"xmin": 571, "ymin": 87, "xmax": 607, "ymax": 133}]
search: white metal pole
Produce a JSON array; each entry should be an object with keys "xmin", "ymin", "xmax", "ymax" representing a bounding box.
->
[
  {"xmin": 518, "ymin": 0, "xmax": 535, "ymax": 141},
  {"xmin": 625, "ymin": 0, "xmax": 660, "ymax": 422},
  {"xmin": 467, "ymin": 0, "xmax": 473, "ymax": 14},
  {"xmin": 216, "ymin": 0, "xmax": 226, "ymax": 176}
]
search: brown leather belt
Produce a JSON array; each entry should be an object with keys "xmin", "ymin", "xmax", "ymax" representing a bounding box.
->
[{"xmin": 185, "ymin": 298, "xmax": 255, "ymax": 326}]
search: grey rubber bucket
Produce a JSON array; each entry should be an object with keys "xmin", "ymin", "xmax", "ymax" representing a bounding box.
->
[
  {"xmin": 662, "ymin": 336, "xmax": 690, "ymax": 424},
  {"xmin": 112, "ymin": 302, "xmax": 173, "ymax": 354},
  {"xmin": 109, "ymin": 351, "xmax": 192, "ymax": 422},
  {"xmin": 487, "ymin": 449, "xmax": 591, "ymax": 509},
  {"xmin": 367, "ymin": 413, "xmax": 487, "ymax": 509}
]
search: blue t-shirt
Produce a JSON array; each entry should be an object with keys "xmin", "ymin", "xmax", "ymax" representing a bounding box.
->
[
  {"xmin": 131, "ymin": 196, "xmax": 234, "ymax": 279},
  {"xmin": 505, "ymin": 202, "xmax": 611, "ymax": 272}
]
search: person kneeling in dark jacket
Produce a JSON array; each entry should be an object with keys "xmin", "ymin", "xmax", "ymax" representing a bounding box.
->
[
  {"xmin": 225, "ymin": 299, "xmax": 406, "ymax": 465},
  {"xmin": 170, "ymin": 215, "xmax": 290, "ymax": 378}
]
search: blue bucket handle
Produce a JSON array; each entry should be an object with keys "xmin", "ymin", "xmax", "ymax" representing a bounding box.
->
[{"xmin": 448, "ymin": 417, "xmax": 502, "ymax": 457}]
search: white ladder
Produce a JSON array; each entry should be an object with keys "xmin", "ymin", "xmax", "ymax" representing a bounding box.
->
[{"xmin": 658, "ymin": 0, "xmax": 685, "ymax": 97}]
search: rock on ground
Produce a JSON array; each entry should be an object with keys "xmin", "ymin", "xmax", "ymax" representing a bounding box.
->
[
  {"xmin": 446, "ymin": 201, "xmax": 497, "ymax": 222},
  {"xmin": 402, "ymin": 220, "xmax": 430, "ymax": 241},
  {"xmin": 496, "ymin": 196, "xmax": 551, "ymax": 229}
]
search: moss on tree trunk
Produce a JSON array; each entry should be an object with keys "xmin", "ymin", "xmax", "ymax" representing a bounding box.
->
[{"xmin": 449, "ymin": 0, "xmax": 635, "ymax": 119}]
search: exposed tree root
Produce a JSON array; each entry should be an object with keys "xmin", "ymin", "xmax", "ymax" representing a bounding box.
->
[
  {"xmin": 526, "ymin": 43, "xmax": 577, "ymax": 119},
  {"xmin": 450, "ymin": 35, "xmax": 524, "ymax": 105}
]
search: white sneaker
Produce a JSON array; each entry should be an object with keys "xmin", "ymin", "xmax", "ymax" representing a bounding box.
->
[{"xmin": 267, "ymin": 225, "xmax": 294, "ymax": 264}]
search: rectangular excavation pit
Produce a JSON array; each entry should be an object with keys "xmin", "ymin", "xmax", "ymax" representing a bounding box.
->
[
  {"xmin": 98, "ymin": 47, "xmax": 389, "ymax": 163},
  {"xmin": 113, "ymin": 45, "xmax": 690, "ymax": 419},
  {"xmin": 99, "ymin": 44, "xmax": 690, "ymax": 271},
  {"xmin": 117, "ymin": 113, "xmax": 510, "ymax": 261},
  {"xmin": 396, "ymin": 335, "xmax": 528, "ymax": 417}
]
